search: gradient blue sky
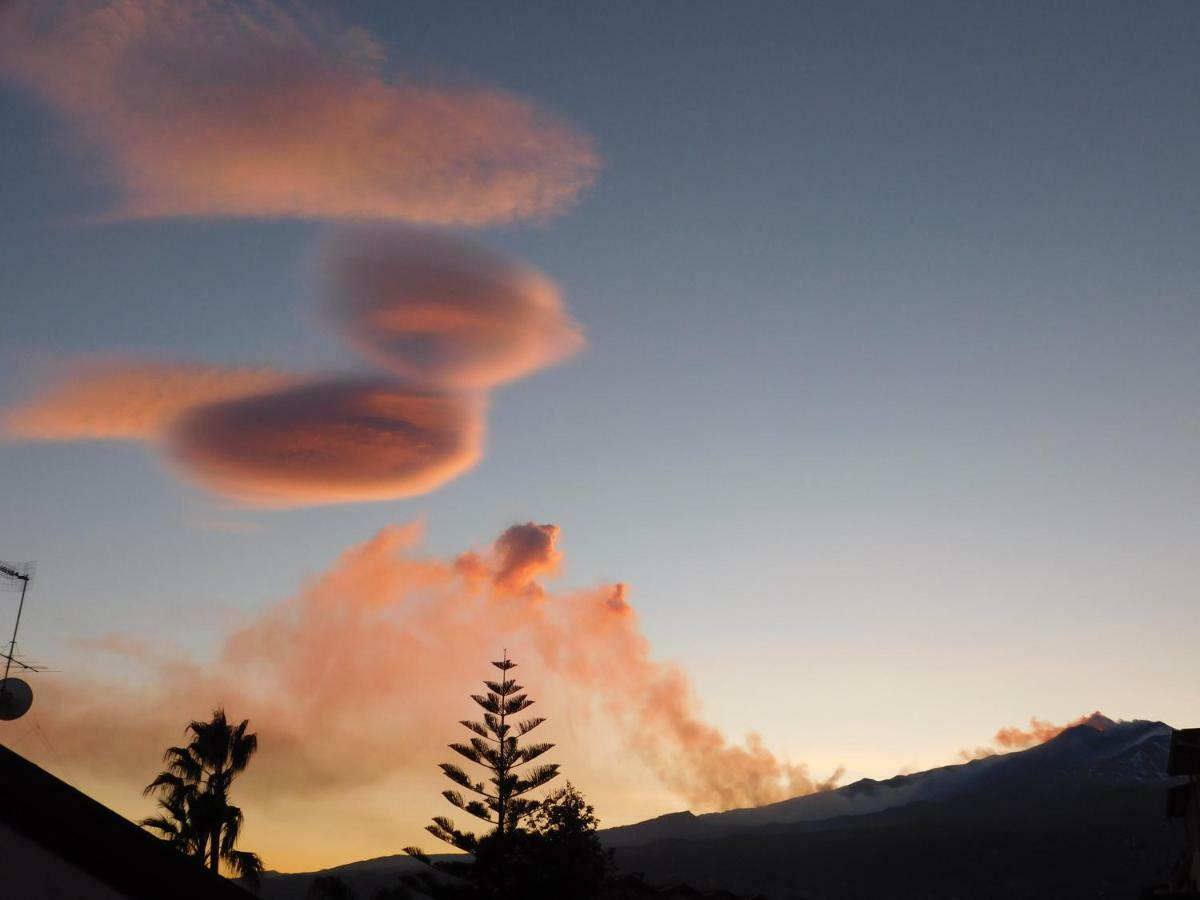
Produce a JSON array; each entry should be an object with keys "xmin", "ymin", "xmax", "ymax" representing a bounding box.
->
[{"xmin": 2, "ymin": 0, "xmax": 1199, "ymax": 810}]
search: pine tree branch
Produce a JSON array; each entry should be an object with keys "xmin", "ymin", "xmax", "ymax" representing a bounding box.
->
[
  {"xmin": 501, "ymin": 695, "xmax": 533, "ymax": 715},
  {"xmin": 517, "ymin": 716, "xmax": 545, "ymax": 735},
  {"xmin": 513, "ymin": 764, "xmax": 560, "ymax": 796},
  {"xmin": 471, "ymin": 693, "xmax": 502, "ymax": 715},
  {"xmin": 484, "ymin": 679, "xmax": 519, "ymax": 696},
  {"xmin": 439, "ymin": 763, "xmax": 497, "ymax": 799},
  {"xmin": 513, "ymin": 742, "xmax": 555, "ymax": 767},
  {"xmin": 459, "ymin": 720, "xmax": 498, "ymax": 742}
]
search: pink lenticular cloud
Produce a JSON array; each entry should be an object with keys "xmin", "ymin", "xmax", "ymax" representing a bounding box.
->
[
  {"xmin": 167, "ymin": 379, "xmax": 486, "ymax": 506},
  {"xmin": 0, "ymin": 0, "xmax": 599, "ymax": 223},
  {"xmin": 327, "ymin": 229, "xmax": 585, "ymax": 390},
  {"xmin": 2, "ymin": 364, "xmax": 485, "ymax": 507},
  {"xmin": 1, "ymin": 360, "xmax": 297, "ymax": 441}
]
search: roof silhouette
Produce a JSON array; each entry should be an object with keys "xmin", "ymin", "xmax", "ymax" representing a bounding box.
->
[{"xmin": 0, "ymin": 741, "xmax": 253, "ymax": 899}]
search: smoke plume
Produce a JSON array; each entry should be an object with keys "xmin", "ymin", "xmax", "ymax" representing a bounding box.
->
[
  {"xmin": 959, "ymin": 711, "xmax": 1111, "ymax": 761},
  {"xmin": 26, "ymin": 523, "xmax": 837, "ymax": 867}
]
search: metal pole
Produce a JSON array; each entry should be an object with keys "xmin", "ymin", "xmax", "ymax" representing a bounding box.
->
[{"xmin": 4, "ymin": 575, "xmax": 28, "ymax": 683}]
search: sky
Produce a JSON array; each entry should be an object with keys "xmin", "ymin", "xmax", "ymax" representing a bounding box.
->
[{"xmin": 1, "ymin": 0, "xmax": 1200, "ymax": 873}]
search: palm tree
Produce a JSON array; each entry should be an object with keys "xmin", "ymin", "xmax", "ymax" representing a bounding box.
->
[{"xmin": 142, "ymin": 708, "xmax": 263, "ymax": 885}]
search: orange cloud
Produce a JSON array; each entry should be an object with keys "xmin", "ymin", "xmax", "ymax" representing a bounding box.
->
[
  {"xmin": 958, "ymin": 711, "xmax": 1109, "ymax": 761},
  {"xmin": 2, "ymin": 360, "xmax": 295, "ymax": 441},
  {"xmin": 25, "ymin": 523, "xmax": 836, "ymax": 868},
  {"xmin": 326, "ymin": 229, "xmax": 584, "ymax": 389},
  {"xmin": 992, "ymin": 712, "xmax": 1107, "ymax": 749},
  {"xmin": 0, "ymin": 0, "xmax": 598, "ymax": 223},
  {"xmin": 492, "ymin": 523, "xmax": 562, "ymax": 594},
  {"xmin": 2, "ymin": 231, "xmax": 583, "ymax": 507},
  {"xmin": 167, "ymin": 378, "xmax": 485, "ymax": 506},
  {"xmin": 2, "ymin": 364, "xmax": 484, "ymax": 506}
]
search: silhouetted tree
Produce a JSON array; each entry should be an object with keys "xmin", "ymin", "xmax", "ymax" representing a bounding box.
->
[
  {"xmin": 404, "ymin": 659, "xmax": 626, "ymax": 899},
  {"xmin": 406, "ymin": 655, "xmax": 564, "ymax": 898},
  {"xmin": 410, "ymin": 654, "xmax": 559, "ymax": 856},
  {"xmin": 477, "ymin": 782, "xmax": 614, "ymax": 900},
  {"xmin": 142, "ymin": 707, "xmax": 263, "ymax": 885}
]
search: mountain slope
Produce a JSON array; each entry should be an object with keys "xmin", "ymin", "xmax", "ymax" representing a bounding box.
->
[
  {"xmin": 260, "ymin": 717, "xmax": 1184, "ymax": 900},
  {"xmin": 603, "ymin": 715, "xmax": 1172, "ymax": 846},
  {"xmin": 605, "ymin": 716, "xmax": 1185, "ymax": 899}
]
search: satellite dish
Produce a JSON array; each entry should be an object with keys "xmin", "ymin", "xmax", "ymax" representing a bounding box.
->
[{"xmin": 0, "ymin": 677, "xmax": 33, "ymax": 721}]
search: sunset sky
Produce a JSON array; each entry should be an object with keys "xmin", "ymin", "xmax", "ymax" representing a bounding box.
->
[{"xmin": 2, "ymin": 0, "xmax": 1199, "ymax": 873}]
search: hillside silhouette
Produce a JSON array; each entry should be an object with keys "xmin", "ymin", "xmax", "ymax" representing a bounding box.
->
[{"xmin": 258, "ymin": 716, "xmax": 1185, "ymax": 900}]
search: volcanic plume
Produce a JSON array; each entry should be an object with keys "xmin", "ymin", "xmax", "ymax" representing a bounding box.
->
[{"xmin": 28, "ymin": 522, "xmax": 837, "ymax": 867}]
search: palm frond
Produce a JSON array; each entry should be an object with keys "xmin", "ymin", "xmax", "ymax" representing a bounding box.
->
[
  {"xmin": 219, "ymin": 804, "xmax": 244, "ymax": 855},
  {"xmin": 227, "ymin": 849, "xmax": 263, "ymax": 887},
  {"xmin": 229, "ymin": 720, "xmax": 257, "ymax": 774},
  {"xmin": 143, "ymin": 770, "xmax": 188, "ymax": 798},
  {"xmin": 140, "ymin": 815, "xmax": 180, "ymax": 838}
]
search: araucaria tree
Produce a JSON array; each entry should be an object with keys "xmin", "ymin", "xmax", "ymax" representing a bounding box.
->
[
  {"xmin": 415, "ymin": 655, "xmax": 560, "ymax": 854},
  {"xmin": 142, "ymin": 708, "xmax": 263, "ymax": 885}
]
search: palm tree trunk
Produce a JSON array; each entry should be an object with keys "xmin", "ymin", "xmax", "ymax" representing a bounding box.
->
[{"xmin": 210, "ymin": 827, "xmax": 220, "ymax": 874}]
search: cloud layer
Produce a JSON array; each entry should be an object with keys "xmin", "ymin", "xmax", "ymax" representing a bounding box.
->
[
  {"xmin": 326, "ymin": 229, "xmax": 584, "ymax": 390},
  {"xmin": 27, "ymin": 523, "xmax": 837, "ymax": 868},
  {"xmin": 0, "ymin": 0, "xmax": 598, "ymax": 223}
]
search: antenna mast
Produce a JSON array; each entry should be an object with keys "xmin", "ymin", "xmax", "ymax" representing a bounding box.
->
[
  {"xmin": 0, "ymin": 562, "xmax": 32, "ymax": 683},
  {"xmin": 0, "ymin": 561, "xmax": 41, "ymax": 721}
]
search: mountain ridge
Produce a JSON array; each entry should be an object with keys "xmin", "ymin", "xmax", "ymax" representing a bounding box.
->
[
  {"xmin": 260, "ymin": 714, "xmax": 1182, "ymax": 899},
  {"xmin": 601, "ymin": 714, "xmax": 1173, "ymax": 847}
]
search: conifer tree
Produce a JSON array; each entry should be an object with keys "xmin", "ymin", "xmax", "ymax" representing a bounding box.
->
[{"xmin": 407, "ymin": 654, "xmax": 559, "ymax": 857}]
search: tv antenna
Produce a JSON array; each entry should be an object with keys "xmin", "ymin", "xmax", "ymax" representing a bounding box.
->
[{"xmin": 0, "ymin": 561, "xmax": 43, "ymax": 721}]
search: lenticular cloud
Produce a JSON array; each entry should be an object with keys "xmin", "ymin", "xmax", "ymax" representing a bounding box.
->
[
  {"xmin": 0, "ymin": 0, "xmax": 599, "ymax": 223},
  {"xmin": 167, "ymin": 379, "xmax": 485, "ymax": 506},
  {"xmin": 327, "ymin": 229, "xmax": 583, "ymax": 390},
  {"xmin": 1, "ymin": 230, "xmax": 584, "ymax": 507}
]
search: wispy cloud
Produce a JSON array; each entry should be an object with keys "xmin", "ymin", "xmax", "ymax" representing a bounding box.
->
[
  {"xmin": 2, "ymin": 360, "xmax": 296, "ymax": 441},
  {"xmin": 0, "ymin": 0, "xmax": 599, "ymax": 223}
]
